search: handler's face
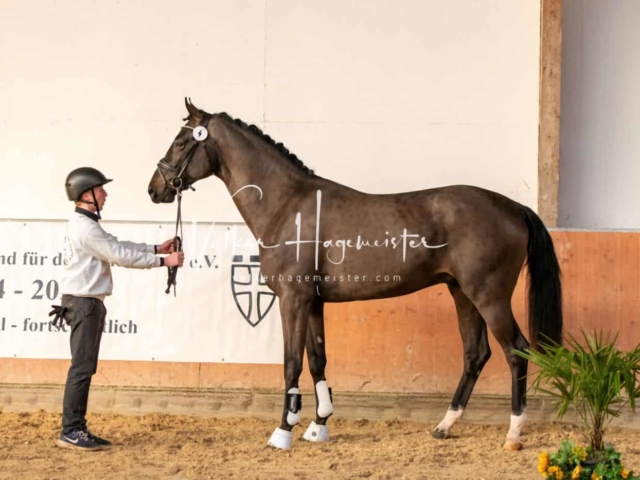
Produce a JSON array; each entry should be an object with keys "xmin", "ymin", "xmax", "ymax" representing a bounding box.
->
[{"xmin": 81, "ymin": 185, "xmax": 108, "ymax": 211}]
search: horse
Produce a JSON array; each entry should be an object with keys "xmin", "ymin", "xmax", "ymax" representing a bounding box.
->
[{"xmin": 147, "ymin": 99, "xmax": 563, "ymax": 451}]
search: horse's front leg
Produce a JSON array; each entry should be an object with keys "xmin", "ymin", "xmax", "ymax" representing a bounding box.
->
[
  {"xmin": 267, "ymin": 290, "xmax": 313, "ymax": 450},
  {"xmin": 302, "ymin": 299, "xmax": 333, "ymax": 442}
]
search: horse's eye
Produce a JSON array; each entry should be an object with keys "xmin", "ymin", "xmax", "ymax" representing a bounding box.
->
[{"xmin": 175, "ymin": 139, "xmax": 186, "ymax": 149}]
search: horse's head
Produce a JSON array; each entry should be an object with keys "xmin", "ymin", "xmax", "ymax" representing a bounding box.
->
[{"xmin": 148, "ymin": 98, "xmax": 219, "ymax": 203}]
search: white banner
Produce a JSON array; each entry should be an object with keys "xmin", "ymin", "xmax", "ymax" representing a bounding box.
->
[{"xmin": 0, "ymin": 220, "xmax": 283, "ymax": 363}]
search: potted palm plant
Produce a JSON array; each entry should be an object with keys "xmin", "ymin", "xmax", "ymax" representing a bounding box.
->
[{"xmin": 516, "ymin": 330, "xmax": 640, "ymax": 479}]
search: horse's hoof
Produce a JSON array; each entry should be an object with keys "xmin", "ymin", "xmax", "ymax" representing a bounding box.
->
[
  {"xmin": 303, "ymin": 421, "xmax": 330, "ymax": 442},
  {"xmin": 503, "ymin": 440, "xmax": 523, "ymax": 451},
  {"xmin": 431, "ymin": 429, "xmax": 448, "ymax": 440},
  {"xmin": 267, "ymin": 428, "xmax": 293, "ymax": 450}
]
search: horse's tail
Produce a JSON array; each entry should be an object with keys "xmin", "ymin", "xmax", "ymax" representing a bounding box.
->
[{"xmin": 520, "ymin": 205, "xmax": 563, "ymax": 350}]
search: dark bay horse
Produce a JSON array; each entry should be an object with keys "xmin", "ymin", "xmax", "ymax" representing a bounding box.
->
[{"xmin": 148, "ymin": 99, "xmax": 562, "ymax": 451}]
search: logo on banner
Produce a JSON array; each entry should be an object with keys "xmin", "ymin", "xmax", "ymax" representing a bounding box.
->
[{"xmin": 230, "ymin": 255, "xmax": 276, "ymax": 327}]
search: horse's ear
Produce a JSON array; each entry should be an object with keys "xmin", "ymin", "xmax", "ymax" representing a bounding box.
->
[{"xmin": 185, "ymin": 97, "xmax": 203, "ymax": 121}]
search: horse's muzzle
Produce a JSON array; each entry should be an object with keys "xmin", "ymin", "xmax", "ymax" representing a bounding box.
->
[{"xmin": 148, "ymin": 186, "xmax": 175, "ymax": 204}]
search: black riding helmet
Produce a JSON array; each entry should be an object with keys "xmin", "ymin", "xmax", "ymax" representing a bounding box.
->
[
  {"xmin": 65, "ymin": 167, "xmax": 112, "ymax": 201},
  {"xmin": 65, "ymin": 167, "xmax": 112, "ymax": 220}
]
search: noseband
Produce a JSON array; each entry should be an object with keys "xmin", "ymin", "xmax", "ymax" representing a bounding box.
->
[{"xmin": 156, "ymin": 116, "xmax": 211, "ymax": 295}]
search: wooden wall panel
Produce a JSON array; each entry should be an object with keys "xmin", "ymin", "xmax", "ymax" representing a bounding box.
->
[{"xmin": 538, "ymin": 0, "xmax": 563, "ymax": 225}]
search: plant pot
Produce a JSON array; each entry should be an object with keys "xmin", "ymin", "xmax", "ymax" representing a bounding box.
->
[
  {"xmin": 582, "ymin": 456, "xmax": 605, "ymax": 468},
  {"xmin": 583, "ymin": 443, "xmax": 614, "ymax": 467}
]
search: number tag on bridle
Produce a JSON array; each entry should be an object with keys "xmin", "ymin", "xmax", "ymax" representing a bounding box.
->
[{"xmin": 193, "ymin": 126, "xmax": 208, "ymax": 141}]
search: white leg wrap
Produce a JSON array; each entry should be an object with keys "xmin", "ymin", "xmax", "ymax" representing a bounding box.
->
[
  {"xmin": 434, "ymin": 408, "xmax": 464, "ymax": 436},
  {"xmin": 286, "ymin": 387, "xmax": 300, "ymax": 426},
  {"xmin": 268, "ymin": 428, "xmax": 293, "ymax": 450},
  {"xmin": 315, "ymin": 381, "xmax": 333, "ymax": 418},
  {"xmin": 287, "ymin": 412, "xmax": 300, "ymax": 426},
  {"xmin": 303, "ymin": 421, "xmax": 330, "ymax": 442},
  {"xmin": 506, "ymin": 411, "xmax": 526, "ymax": 443}
]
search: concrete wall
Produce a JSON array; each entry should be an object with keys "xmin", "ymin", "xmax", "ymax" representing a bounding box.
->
[
  {"xmin": 3, "ymin": 231, "xmax": 639, "ymax": 396},
  {"xmin": 559, "ymin": 0, "xmax": 640, "ymax": 229},
  {"xmin": 0, "ymin": 0, "xmax": 541, "ymax": 224}
]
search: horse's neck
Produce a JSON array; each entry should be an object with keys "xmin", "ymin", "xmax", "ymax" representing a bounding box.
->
[{"xmin": 215, "ymin": 122, "xmax": 312, "ymax": 240}]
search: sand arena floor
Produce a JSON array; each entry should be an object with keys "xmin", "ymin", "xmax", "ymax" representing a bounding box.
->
[{"xmin": 1, "ymin": 410, "xmax": 640, "ymax": 479}]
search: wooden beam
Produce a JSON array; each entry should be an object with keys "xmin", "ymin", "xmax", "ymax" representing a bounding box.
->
[{"xmin": 538, "ymin": 0, "xmax": 563, "ymax": 226}]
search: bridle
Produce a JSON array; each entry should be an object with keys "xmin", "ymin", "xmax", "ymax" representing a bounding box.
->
[
  {"xmin": 157, "ymin": 115, "xmax": 211, "ymax": 193},
  {"xmin": 156, "ymin": 116, "xmax": 211, "ymax": 295}
]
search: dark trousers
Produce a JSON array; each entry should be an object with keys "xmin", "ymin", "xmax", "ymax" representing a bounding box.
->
[{"xmin": 60, "ymin": 295, "xmax": 106, "ymax": 434}]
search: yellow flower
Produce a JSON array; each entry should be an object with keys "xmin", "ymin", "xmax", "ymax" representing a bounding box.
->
[
  {"xmin": 539, "ymin": 452, "xmax": 550, "ymax": 474},
  {"xmin": 591, "ymin": 472, "xmax": 601, "ymax": 480},
  {"xmin": 548, "ymin": 466, "xmax": 564, "ymax": 479},
  {"xmin": 572, "ymin": 445, "xmax": 588, "ymax": 462},
  {"xmin": 572, "ymin": 465, "xmax": 582, "ymax": 479},
  {"xmin": 622, "ymin": 470, "xmax": 630, "ymax": 479}
]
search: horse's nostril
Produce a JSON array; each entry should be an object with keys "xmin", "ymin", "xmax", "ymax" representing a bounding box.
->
[{"xmin": 148, "ymin": 187, "xmax": 154, "ymax": 195}]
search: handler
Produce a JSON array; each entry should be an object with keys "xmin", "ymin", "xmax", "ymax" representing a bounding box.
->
[{"xmin": 53, "ymin": 167, "xmax": 184, "ymax": 450}]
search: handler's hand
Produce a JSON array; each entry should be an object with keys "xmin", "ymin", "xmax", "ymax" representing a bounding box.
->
[
  {"xmin": 157, "ymin": 238, "xmax": 177, "ymax": 254},
  {"xmin": 165, "ymin": 252, "xmax": 184, "ymax": 267}
]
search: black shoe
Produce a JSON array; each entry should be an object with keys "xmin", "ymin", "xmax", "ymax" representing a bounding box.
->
[
  {"xmin": 84, "ymin": 428, "xmax": 112, "ymax": 447},
  {"xmin": 57, "ymin": 429, "xmax": 102, "ymax": 450}
]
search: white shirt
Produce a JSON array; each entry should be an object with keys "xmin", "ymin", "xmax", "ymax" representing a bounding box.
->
[{"xmin": 61, "ymin": 208, "xmax": 161, "ymax": 300}]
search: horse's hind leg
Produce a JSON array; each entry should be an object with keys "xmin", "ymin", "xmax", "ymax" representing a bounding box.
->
[
  {"xmin": 302, "ymin": 299, "xmax": 333, "ymax": 442},
  {"xmin": 432, "ymin": 282, "xmax": 491, "ymax": 439},
  {"xmin": 472, "ymin": 298, "xmax": 529, "ymax": 451},
  {"xmin": 267, "ymin": 290, "xmax": 313, "ymax": 450}
]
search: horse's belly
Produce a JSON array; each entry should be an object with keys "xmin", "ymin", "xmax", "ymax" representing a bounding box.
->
[{"xmin": 317, "ymin": 264, "xmax": 445, "ymax": 302}]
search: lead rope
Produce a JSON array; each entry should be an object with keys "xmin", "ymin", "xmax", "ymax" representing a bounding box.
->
[{"xmin": 165, "ymin": 188, "xmax": 184, "ymax": 296}]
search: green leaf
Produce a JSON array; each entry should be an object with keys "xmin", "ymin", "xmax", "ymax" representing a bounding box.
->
[{"xmin": 518, "ymin": 329, "xmax": 640, "ymax": 450}]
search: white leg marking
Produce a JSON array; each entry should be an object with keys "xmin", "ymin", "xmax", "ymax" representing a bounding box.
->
[
  {"xmin": 434, "ymin": 408, "xmax": 464, "ymax": 436},
  {"xmin": 506, "ymin": 411, "xmax": 526, "ymax": 443}
]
